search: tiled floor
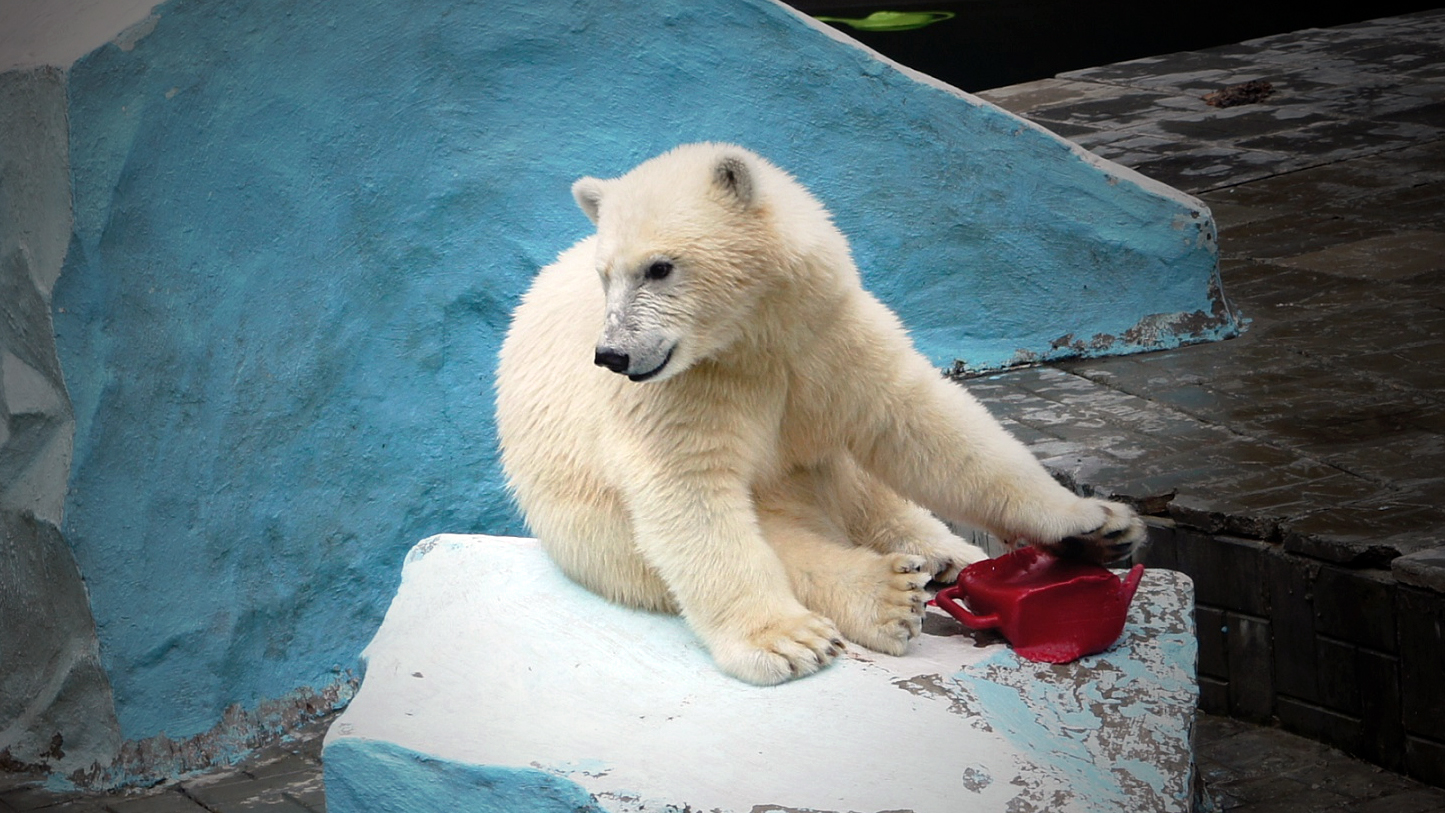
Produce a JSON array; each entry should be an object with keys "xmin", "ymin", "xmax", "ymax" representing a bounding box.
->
[
  {"xmin": 1196, "ymin": 715, "xmax": 1445, "ymax": 813},
  {"xmin": 973, "ymin": 11, "xmax": 1445, "ymax": 576},
  {"xmin": 5, "ymin": 8, "xmax": 1445, "ymax": 813}
]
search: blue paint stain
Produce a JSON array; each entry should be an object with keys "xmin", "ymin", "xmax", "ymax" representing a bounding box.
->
[
  {"xmin": 954, "ymin": 618, "xmax": 1197, "ymax": 809},
  {"xmin": 54, "ymin": 0, "xmax": 1228, "ymax": 744},
  {"xmin": 960, "ymin": 659, "xmax": 1126, "ymax": 807},
  {"xmin": 323, "ymin": 738, "xmax": 604, "ymax": 813},
  {"xmin": 1114, "ymin": 757, "xmax": 1171, "ymax": 797}
]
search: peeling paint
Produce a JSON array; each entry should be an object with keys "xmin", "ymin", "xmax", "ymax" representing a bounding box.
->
[
  {"xmin": 1121, "ymin": 310, "xmax": 1217, "ymax": 346},
  {"xmin": 960, "ymin": 766, "xmax": 993, "ymax": 793},
  {"xmin": 67, "ymin": 678, "xmax": 357, "ymax": 791},
  {"xmin": 944, "ymin": 575, "xmax": 1198, "ymax": 812},
  {"xmin": 111, "ymin": 14, "xmax": 159, "ymax": 51},
  {"xmin": 951, "ymin": 299, "xmax": 1239, "ymax": 378},
  {"xmin": 891, "ymin": 673, "xmax": 987, "ymax": 723}
]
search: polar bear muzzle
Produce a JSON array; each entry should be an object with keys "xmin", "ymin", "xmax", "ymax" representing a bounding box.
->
[{"xmin": 594, "ymin": 343, "xmax": 676, "ymax": 382}]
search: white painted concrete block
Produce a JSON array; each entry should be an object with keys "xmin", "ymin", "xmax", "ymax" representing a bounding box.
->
[{"xmin": 324, "ymin": 535, "xmax": 1198, "ymax": 812}]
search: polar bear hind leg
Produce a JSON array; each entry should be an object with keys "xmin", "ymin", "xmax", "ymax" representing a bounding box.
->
[{"xmin": 758, "ymin": 500, "xmax": 931, "ymax": 656}]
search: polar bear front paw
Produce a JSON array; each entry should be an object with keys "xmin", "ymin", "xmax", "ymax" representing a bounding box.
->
[
  {"xmin": 1036, "ymin": 499, "xmax": 1147, "ymax": 565},
  {"xmin": 911, "ymin": 532, "xmax": 989, "ymax": 584},
  {"xmin": 870, "ymin": 519, "xmax": 988, "ymax": 584},
  {"xmin": 710, "ymin": 611, "xmax": 845, "ymax": 685}
]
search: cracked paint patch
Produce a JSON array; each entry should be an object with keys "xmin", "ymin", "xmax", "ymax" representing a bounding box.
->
[
  {"xmin": 74, "ymin": 678, "xmax": 358, "ymax": 791},
  {"xmin": 1120, "ymin": 309, "xmax": 1226, "ymax": 347},
  {"xmin": 892, "ymin": 674, "xmax": 990, "ymax": 726},
  {"xmin": 945, "ymin": 574, "xmax": 1198, "ymax": 812},
  {"xmin": 535, "ymin": 758, "xmax": 613, "ymax": 780},
  {"xmin": 960, "ymin": 765, "xmax": 993, "ymax": 792},
  {"xmin": 950, "ymin": 299, "xmax": 1240, "ymax": 378}
]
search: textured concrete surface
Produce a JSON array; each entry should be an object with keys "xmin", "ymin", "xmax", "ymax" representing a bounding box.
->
[
  {"xmin": 0, "ymin": 717, "xmax": 330, "ymax": 812},
  {"xmin": 968, "ymin": 5, "xmax": 1445, "ymax": 797},
  {"xmin": 11, "ymin": 712, "xmax": 1445, "ymax": 812},
  {"xmin": 0, "ymin": 67, "xmax": 72, "ymax": 526},
  {"xmin": 322, "ymin": 535, "xmax": 1197, "ymax": 813}
]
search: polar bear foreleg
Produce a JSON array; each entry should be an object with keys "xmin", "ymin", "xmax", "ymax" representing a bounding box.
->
[
  {"xmin": 851, "ymin": 361, "xmax": 1145, "ymax": 565},
  {"xmin": 623, "ymin": 476, "xmax": 846, "ymax": 685}
]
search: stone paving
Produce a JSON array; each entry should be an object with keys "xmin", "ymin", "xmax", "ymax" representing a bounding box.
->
[
  {"xmin": 0, "ymin": 718, "xmax": 329, "ymax": 812},
  {"xmin": 969, "ymin": 8, "xmax": 1445, "ymax": 809},
  {"xmin": 1196, "ymin": 715, "xmax": 1445, "ymax": 813},
  {"xmin": 973, "ymin": 9, "xmax": 1445, "ymax": 576},
  {"xmin": 4, "ymin": 8, "xmax": 1445, "ymax": 813}
]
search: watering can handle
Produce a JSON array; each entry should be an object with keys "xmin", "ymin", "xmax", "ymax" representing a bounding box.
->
[{"xmin": 931, "ymin": 585, "xmax": 1000, "ymax": 630}]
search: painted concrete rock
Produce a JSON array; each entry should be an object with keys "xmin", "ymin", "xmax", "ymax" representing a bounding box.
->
[
  {"xmin": 324, "ymin": 535, "xmax": 1200, "ymax": 813},
  {"xmin": 50, "ymin": 0, "xmax": 1228, "ymax": 763}
]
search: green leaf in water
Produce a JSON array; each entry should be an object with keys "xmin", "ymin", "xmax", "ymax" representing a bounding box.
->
[{"xmin": 815, "ymin": 10, "xmax": 956, "ymax": 32}]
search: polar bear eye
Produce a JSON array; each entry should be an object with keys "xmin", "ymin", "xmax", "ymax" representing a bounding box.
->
[{"xmin": 644, "ymin": 260, "xmax": 673, "ymax": 281}]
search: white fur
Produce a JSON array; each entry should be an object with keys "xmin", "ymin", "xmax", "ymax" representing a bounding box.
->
[{"xmin": 496, "ymin": 143, "xmax": 1145, "ymax": 685}]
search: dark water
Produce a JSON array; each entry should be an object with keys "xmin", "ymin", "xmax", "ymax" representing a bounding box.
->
[{"xmin": 788, "ymin": 1, "xmax": 1445, "ymax": 91}]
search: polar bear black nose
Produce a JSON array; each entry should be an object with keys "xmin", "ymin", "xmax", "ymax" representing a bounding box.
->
[{"xmin": 594, "ymin": 348, "xmax": 630, "ymax": 373}]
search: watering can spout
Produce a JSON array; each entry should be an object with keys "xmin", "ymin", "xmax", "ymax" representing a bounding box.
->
[{"xmin": 1122, "ymin": 563, "xmax": 1146, "ymax": 603}]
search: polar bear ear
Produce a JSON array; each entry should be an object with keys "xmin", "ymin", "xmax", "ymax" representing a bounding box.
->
[
  {"xmin": 712, "ymin": 154, "xmax": 755, "ymax": 209},
  {"xmin": 572, "ymin": 177, "xmax": 606, "ymax": 224}
]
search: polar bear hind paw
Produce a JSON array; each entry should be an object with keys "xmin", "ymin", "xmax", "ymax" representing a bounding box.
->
[{"xmin": 828, "ymin": 552, "xmax": 931, "ymax": 656}]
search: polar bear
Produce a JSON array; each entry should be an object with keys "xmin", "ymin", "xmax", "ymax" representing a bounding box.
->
[{"xmin": 495, "ymin": 143, "xmax": 1145, "ymax": 685}]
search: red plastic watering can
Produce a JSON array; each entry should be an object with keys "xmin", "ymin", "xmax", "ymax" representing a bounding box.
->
[{"xmin": 932, "ymin": 546, "xmax": 1145, "ymax": 664}]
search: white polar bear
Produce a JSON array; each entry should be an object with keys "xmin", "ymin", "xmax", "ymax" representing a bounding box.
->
[{"xmin": 495, "ymin": 143, "xmax": 1145, "ymax": 685}]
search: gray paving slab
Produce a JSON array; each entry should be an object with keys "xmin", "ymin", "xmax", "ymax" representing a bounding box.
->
[
  {"xmin": 972, "ymin": 6, "xmax": 1445, "ymax": 806},
  {"xmin": 180, "ymin": 771, "xmax": 322, "ymax": 813},
  {"xmin": 104, "ymin": 792, "xmax": 208, "ymax": 813}
]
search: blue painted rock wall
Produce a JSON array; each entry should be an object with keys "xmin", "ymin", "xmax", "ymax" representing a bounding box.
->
[{"xmin": 55, "ymin": 0, "xmax": 1231, "ymax": 744}]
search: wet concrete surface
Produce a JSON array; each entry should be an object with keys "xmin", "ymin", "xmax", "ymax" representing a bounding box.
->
[
  {"xmin": 5, "ymin": 8, "xmax": 1445, "ymax": 812},
  {"xmin": 973, "ymin": 8, "xmax": 1445, "ymax": 641},
  {"xmin": 971, "ymin": 9, "xmax": 1445, "ymax": 809}
]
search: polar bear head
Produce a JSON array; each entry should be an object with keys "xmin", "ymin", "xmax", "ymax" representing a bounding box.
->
[{"xmin": 571, "ymin": 143, "xmax": 842, "ymax": 383}]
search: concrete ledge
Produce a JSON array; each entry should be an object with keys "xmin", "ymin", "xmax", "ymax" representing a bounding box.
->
[
  {"xmin": 1143, "ymin": 519, "xmax": 1445, "ymax": 785},
  {"xmin": 323, "ymin": 535, "xmax": 1199, "ymax": 812},
  {"xmin": 964, "ymin": 361, "xmax": 1445, "ymax": 785}
]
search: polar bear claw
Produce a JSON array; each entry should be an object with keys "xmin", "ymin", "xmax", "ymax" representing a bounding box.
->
[
  {"xmin": 711, "ymin": 611, "xmax": 845, "ymax": 685},
  {"xmin": 1036, "ymin": 499, "xmax": 1147, "ymax": 565}
]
